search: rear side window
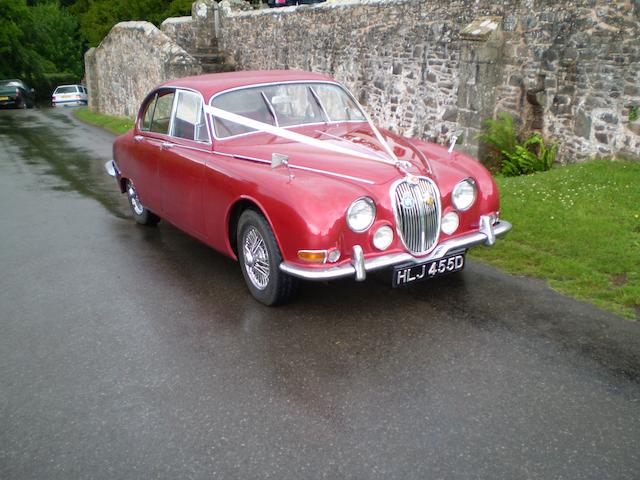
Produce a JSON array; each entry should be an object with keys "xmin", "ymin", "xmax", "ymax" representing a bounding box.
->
[
  {"xmin": 172, "ymin": 90, "xmax": 209, "ymax": 143},
  {"xmin": 150, "ymin": 92, "xmax": 175, "ymax": 134},
  {"xmin": 140, "ymin": 93, "xmax": 157, "ymax": 132},
  {"xmin": 139, "ymin": 90, "xmax": 175, "ymax": 135}
]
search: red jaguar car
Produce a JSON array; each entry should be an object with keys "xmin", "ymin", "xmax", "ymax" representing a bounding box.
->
[{"xmin": 106, "ymin": 70, "xmax": 511, "ymax": 305}]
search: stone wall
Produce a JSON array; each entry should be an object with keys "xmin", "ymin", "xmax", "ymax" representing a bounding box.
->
[
  {"xmin": 85, "ymin": 21, "xmax": 202, "ymax": 117},
  {"xmin": 161, "ymin": 17, "xmax": 196, "ymax": 52},
  {"xmin": 216, "ymin": 0, "xmax": 640, "ymax": 162}
]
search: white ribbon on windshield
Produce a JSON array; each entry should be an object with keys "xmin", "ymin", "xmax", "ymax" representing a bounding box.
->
[{"xmin": 204, "ymin": 104, "xmax": 398, "ymax": 166}]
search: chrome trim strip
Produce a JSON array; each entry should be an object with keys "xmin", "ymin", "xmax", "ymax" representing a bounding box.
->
[
  {"xmin": 279, "ymin": 219, "xmax": 512, "ymax": 281},
  {"xmin": 288, "ymin": 165, "xmax": 375, "ymax": 185},
  {"xmin": 212, "ymin": 151, "xmax": 376, "ymax": 184},
  {"xmin": 169, "ymin": 143, "xmax": 212, "ymax": 154}
]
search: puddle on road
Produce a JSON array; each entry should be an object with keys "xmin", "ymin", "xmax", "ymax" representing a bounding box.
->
[{"xmin": 0, "ymin": 110, "xmax": 128, "ymax": 218}]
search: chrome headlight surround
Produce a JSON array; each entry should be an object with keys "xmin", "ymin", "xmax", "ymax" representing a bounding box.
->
[
  {"xmin": 346, "ymin": 197, "xmax": 376, "ymax": 233},
  {"xmin": 452, "ymin": 178, "xmax": 477, "ymax": 211}
]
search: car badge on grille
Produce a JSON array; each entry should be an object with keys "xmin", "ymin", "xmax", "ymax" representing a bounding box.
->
[
  {"xmin": 424, "ymin": 193, "xmax": 434, "ymax": 206},
  {"xmin": 407, "ymin": 175, "xmax": 420, "ymax": 185},
  {"xmin": 402, "ymin": 193, "xmax": 415, "ymax": 209}
]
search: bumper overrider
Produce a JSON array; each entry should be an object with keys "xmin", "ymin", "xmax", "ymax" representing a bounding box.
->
[
  {"xmin": 280, "ymin": 217, "xmax": 512, "ymax": 281},
  {"xmin": 105, "ymin": 160, "xmax": 119, "ymax": 178}
]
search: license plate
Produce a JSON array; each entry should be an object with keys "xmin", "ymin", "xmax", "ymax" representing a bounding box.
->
[
  {"xmin": 393, "ymin": 253, "xmax": 465, "ymax": 287},
  {"xmin": 0, "ymin": 96, "xmax": 8, "ymax": 101}
]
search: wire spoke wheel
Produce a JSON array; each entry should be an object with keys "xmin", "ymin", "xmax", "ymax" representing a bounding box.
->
[
  {"xmin": 242, "ymin": 226, "xmax": 270, "ymax": 290},
  {"xmin": 125, "ymin": 179, "xmax": 160, "ymax": 226},
  {"xmin": 237, "ymin": 210, "xmax": 297, "ymax": 305},
  {"xmin": 127, "ymin": 182, "xmax": 144, "ymax": 216}
]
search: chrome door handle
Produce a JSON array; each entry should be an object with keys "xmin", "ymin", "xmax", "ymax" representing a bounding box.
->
[
  {"xmin": 134, "ymin": 135, "xmax": 144, "ymax": 142},
  {"xmin": 161, "ymin": 141, "xmax": 174, "ymax": 149}
]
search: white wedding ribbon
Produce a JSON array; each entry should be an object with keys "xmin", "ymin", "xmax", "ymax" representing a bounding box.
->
[{"xmin": 204, "ymin": 104, "xmax": 398, "ymax": 166}]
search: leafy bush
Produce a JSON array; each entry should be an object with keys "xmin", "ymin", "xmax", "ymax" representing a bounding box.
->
[{"xmin": 477, "ymin": 113, "xmax": 558, "ymax": 176}]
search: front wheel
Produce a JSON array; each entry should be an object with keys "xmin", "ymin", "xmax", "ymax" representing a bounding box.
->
[
  {"xmin": 125, "ymin": 180, "xmax": 160, "ymax": 226},
  {"xmin": 237, "ymin": 210, "xmax": 298, "ymax": 306}
]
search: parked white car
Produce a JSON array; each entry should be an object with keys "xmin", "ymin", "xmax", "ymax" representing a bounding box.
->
[{"xmin": 52, "ymin": 85, "xmax": 88, "ymax": 107}]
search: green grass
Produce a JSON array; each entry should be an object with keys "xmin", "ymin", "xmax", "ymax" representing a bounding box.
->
[
  {"xmin": 74, "ymin": 107, "xmax": 134, "ymax": 135},
  {"xmin": 471, "ymin": 159, "xmax": 640, "ymax": 320}
]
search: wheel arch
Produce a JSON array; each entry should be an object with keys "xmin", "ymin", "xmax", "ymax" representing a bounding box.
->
[{"xmin": 226, "ymin": 196, "xmax": 285, "ymax": 261}]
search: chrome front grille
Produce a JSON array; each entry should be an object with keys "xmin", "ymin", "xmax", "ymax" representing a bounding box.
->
[{"xmin": 392, "ymin": 177, "xmax": 441, "ymax": 255}]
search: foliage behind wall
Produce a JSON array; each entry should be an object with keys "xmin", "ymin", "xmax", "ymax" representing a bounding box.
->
[{"xmin": 0, "ymin": 0, "xmax": 193, "ymax": 98}]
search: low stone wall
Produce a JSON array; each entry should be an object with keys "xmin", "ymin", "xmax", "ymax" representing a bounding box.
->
[
  {"xmin": 217, "ymin": 0, "xmax": 640, "ymax": 162},
  {"xmin": 85, "ymin": 21, "xmax": 201, "ymax": 117}
]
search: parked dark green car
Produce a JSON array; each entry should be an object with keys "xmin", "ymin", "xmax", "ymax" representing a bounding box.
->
[{"xmin": 0, "ymin": 79, "xmax": 35, "ymax": 109}]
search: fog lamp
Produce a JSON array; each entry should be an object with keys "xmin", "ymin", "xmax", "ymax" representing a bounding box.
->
[
  {"xmin": 327, "ymin": 249, "xmax": 341, "ymax": 263},
  {"xmin": 441, "ymin": 212, "xmax": 460, "ymax": 235},
  {"xmin": 373, "ymin": 226, "xmax": 394, "ymax": 250}
]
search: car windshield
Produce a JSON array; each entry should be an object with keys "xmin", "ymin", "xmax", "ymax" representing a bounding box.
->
[
  {"xmin": 211, "ymin": 82, "xmax": 366, "ymax": 139},
  {"xmin": 55, "ymin": 86, "xmax": 78, "ymax": 94}
]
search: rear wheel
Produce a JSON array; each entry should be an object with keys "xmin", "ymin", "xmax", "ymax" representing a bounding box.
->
[
  {"xmin": 237, "ymin": 210, "xmax": 297, "ymax": 306},
  {"xmin": 125, "ymin": 180, "xmax": 160, "ymax": 226}
]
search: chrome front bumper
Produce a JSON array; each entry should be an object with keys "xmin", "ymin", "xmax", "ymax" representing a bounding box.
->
[{"xmin": 279, "ymin": 217, "xmax": 512, "ymax": 281}]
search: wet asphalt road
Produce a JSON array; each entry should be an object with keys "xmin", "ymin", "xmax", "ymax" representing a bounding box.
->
[{"xmin": 1, "ymin": 107, "xmax": 640, "ymax": 479}]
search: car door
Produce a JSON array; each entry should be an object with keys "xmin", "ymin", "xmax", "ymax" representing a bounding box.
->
[
  {"xmin": 132, "ymin": 89, "xmax": 176, "ymax": 214},
  {"xmin": 158, "ymin": 89, "xmax": 210, "ymax": 237}
]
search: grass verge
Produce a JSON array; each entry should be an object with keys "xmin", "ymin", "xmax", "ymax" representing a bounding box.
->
[
  {"xmin": 471, "ymin": 159, "xmax": 640, "ymax": 320},
  {"xmin": 74, "ymin": 107, "xmax": 134, "ymax": 135}
]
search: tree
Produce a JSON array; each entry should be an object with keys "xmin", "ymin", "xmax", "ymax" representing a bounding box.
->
[
  {"xmin": 75, "ymin": 0, "xmax": 193, "ymax": 48},
  {"xmin": 0, "ymin": 0, "xmax": 34, "ymax": 78},
  {"xmin": 0, "ymin": 0, "xmax": 83, "ymax": 97}
]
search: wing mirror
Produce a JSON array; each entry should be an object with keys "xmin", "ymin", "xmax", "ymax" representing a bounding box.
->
[{"xmin": 271, "ymin": 153, "xmax": 294, "ymax": 182}]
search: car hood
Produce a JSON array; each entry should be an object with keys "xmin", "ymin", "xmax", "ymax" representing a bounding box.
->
[{"xmin": 214, "ymin": 123, "xmax": 433, "ymax": 186}]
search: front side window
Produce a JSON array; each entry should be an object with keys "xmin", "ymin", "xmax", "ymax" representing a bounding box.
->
[
  {"xmin": 172, "ymin": 90, "xmax": 209, "ymax": 143},
  {"xmin": 210, "ymin": 82, "xmax": 366, "ymax": 139}
]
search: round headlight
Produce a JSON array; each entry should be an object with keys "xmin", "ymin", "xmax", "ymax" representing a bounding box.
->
[
  {"xmin": 373, "ymin": 225, "xmax": 394, "ymax": 250},
  {"xmin": 452, "ymin": 178, "xmax": 477, "ymax": 211},
  {"xmin": 346, "ymin": 197, "xmax": 376, "ymax": 232},
  {"xmin": 441, "ymin": 212, "xmax": 460, "ymax": 235}
]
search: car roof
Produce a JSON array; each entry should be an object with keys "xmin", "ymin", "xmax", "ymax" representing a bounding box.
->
[
  {"xmin": 55, "ymin": 84, "xmax": 84, "ymax": 88},
  {"xmin": 159, "ymin": 70, "xmax": 337, "ymax": 100}
]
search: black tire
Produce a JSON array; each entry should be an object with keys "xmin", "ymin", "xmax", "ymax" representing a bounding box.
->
[
  {"xmin": 125, "ymin": 179, "xmax": 160, "ymax": 226},
  {"xmin": 237, "ymin": 209, "xmax": 298, "ymax": 306}
]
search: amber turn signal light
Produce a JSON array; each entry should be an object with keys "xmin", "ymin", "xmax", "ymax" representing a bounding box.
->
[{"xmin": 297, "ymin": 250, "xmax": 327, "ymax": 263}]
